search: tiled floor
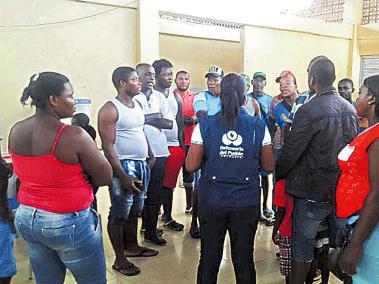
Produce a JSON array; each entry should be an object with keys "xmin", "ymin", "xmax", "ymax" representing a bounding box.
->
[{"xmin": 11, "ymin": 184, "xmax": 341, "ymax": 283}]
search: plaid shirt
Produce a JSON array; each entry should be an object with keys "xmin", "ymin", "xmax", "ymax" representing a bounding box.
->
[{"xmin": 288, "ymin": 90, "xmax": 315, "ymax": 124}]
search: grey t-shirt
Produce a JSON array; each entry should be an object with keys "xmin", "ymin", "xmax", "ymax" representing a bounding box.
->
[{"xmin": 134, "ymin": 90, "xmax": 172, "ymax": 157}]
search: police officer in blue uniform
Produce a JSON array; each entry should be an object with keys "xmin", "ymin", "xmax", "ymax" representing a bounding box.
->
[{"xmin": 186, "ymin": 73, "xmax": 274, "ymax": 284}]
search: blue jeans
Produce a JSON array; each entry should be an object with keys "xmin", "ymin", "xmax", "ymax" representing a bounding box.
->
[
  {"xmin": 108, "ymin": 177, "xmax": 146, "ymax": 223},
  {"xmin": 14, "ymin": 205, "xmax": 106, "ymax": 284},
  {"xmin": 0, "ymin": 219, "xmax": 16, "ymax": 278},
  {"xmin": 292, "ymin": 198, "xmax": 346, "ymax": 262},
  {"xmin": 108, "ymin": 159, "xmax": 149, "ymax": 224}
]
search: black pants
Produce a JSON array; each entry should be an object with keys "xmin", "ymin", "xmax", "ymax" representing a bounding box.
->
[
  {"xmin": 145, "ymin": 157, "xmax": 167, "ymax": 206},
  {"xmin": 197, "ymin": 204, "xmax": 260, "ymax": 284},
  {"xmin": 0, "ymin": 277, "xmax": 12, "ymax": 284},
  {"xmin": 182, "ymin": 146, "xmax": 194, "ymax": 186}
]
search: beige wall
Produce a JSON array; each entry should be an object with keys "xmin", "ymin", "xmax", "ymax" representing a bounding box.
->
[
  {"xmin": 159, "ymin": 34, "xmax": 243, "ymax": 90},
  {"xmin": 242, "ymin": 26, "xmax": 351, "ymax": 96},
  {"xmin": 2, "ymin": 0, "xmax": 375, "ymax": 154},
  {"xmin": 358, "ymin": 25, "xmax": 379, "ymax": 55},
  {"xmin": 0, "ymin": 0, "xmax": 137, "ymax": 151}
]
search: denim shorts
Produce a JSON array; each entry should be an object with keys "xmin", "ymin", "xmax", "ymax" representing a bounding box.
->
[
  {"xmin": 14, "ymin": 204, "xmax": 106, "ymax": 284},
  {"xmin": 108, "ymin": 159, "xmax": 149, "ymax": 224},
  {"xmin": 292, "ymin": 198, "xmax": 346, "ymax": 262}
]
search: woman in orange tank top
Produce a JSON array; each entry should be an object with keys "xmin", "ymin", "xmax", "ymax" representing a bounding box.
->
[
  {"xmin": 338, "ymin": 75, "xmax": 379, "ymax": 283},
  {"xmin": 8, "ymin": 72, "xmax": 112, "ymax": 284}
]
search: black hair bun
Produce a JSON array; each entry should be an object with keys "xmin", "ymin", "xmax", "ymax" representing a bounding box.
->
[{"xmin": 20, "ymin": 86, "xmax": 32, "ymax": 104}]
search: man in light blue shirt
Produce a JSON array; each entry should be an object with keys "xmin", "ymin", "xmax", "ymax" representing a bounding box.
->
[
  {"xmin": 193, "ymin": 65, "xmax": 224, "ymax": 117},
  {"xmin": 190, "ymin": 65, "xmax": 224, "ymax": 239}
]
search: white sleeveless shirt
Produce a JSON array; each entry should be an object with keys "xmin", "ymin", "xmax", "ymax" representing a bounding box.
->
[{"xmin": 111, "ymin": 98, "xmax": 148, "ymax": 161}]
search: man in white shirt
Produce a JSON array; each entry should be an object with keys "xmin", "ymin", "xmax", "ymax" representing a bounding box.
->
[
  {"xmin": 135, "ymin": 63, "xmax": 173, "ymax": 246},
  {"xmin": 153, "ymin": 59, "xmax": 186, "ymax": 232}
]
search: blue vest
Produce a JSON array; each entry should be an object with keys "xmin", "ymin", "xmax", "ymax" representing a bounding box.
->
[{"xmin": 198, "ymin": 108, "xmax": 265, "ymax": 207}]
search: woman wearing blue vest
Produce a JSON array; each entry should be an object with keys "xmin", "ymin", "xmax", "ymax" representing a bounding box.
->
[{"xmin": 186, "ymin": 73, "xmax": 274, "ymax": 284}]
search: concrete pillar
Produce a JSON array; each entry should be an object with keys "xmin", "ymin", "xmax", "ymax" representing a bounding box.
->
[
  {"xmin": 137, "ymin": 0, "xmax": 159, "ymax": 63},
  {"xmin": 343, "ymin": 0, "xmax": 363, "ymax": 24},
  {"xmin": 344, "ymin": 0, "xmax": 363, "ymax": 87}
]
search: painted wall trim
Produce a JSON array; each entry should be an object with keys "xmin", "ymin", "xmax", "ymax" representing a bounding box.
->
[
  {"xmin": 159, "ymin": 18, "xmax": 240, "ymax": 42},
  {"xmin": 157, "ymin": 10, "xmax": 353, "ymax": 40},
  {"xmin": 67, "ymin": 0, "xmax": 137, "ymax": 9}
]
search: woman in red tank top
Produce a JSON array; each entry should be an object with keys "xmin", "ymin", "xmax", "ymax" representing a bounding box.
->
[
  {"xmin": 338, "ymin": 75, "xmax": 379, "ymax": 282},
  {"xmin": 8, "ymin": 72, "xmax": 112, "ymax": 283}
]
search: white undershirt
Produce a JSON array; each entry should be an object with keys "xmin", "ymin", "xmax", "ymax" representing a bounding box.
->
[{"xmin": 190, "ymin": 124, "xmax": 272, "ymax": 146}]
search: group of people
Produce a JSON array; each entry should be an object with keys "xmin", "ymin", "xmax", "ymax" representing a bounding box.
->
[{"xmin": 0, "ymin": 55, "xmax": 378, "ymax": 284}]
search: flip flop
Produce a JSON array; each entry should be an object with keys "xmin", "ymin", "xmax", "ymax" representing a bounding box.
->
[
  {"xmin": 112, "ymin": 263, "xmax": 140, "ymax": 276},
  {"xmin": 125, "ymin": 247, "xmax": 159, "ymax": 257}
]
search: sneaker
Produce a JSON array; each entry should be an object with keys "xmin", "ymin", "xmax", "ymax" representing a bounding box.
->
[
  {"xmin": 263, "ymin": 208, "xmax": 274, "ymax": 219},
  {"xmin": 144, "ymin": 232, "xmax": 167, "ymax": 246},
  {"xmin": 164, "ymin": 220, "xmax": 184, "ymax": 231},
  {"xmin": 140, "ymin": 228, "xmax": 164, "ymax": 236}
]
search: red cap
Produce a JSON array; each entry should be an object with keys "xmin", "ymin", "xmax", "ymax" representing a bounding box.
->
[{"xmin": 276, "ymin": 70, "xmax": 295, "ymax": 83}]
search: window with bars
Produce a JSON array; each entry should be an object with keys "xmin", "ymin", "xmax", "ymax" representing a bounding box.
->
[
  {"xmin": 362, "ymin": 0, "xmax": 379, "ymax": 24},
  {"xmin": 360, "ymin": 56, "xmax": 379, "ymax": 84},
  {"xmin": 294, "ymin": 0, "xmax": 345, "ymax": 23}
]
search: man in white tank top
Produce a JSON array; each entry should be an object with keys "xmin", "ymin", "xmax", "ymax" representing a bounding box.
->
[
  {"xmin": 134, "ymin": 63, "xmax": 173, "ymax": 246},
  {"xmin": 153, "ymin": 59, "xmax": 186, "ymax": 232},
  {"xmin": 98, "ymin": 67, "xmax": 157, "ymax": 277}
]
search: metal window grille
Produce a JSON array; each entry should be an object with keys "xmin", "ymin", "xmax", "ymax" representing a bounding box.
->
[
  {"xmin": 362, "ymin": 0, "xmax": 379, "ymax": 24},
  {"xmin": 295, "ymin": 0, "xmax": 345, "ymax": 23}
]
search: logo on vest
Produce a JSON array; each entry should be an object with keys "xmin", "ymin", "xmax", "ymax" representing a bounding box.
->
[
  {"xmin": 222, "ymin": 131, "xmax": 243, "ymax": 146},
  {"xmin": 219, "ymin": 131, "xmax": 244, "ymax": 159}
]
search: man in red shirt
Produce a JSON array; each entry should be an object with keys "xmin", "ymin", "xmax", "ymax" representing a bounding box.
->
[{"xmin": 174, "ymin": 70, "xmax": 200, "ymax": 238}]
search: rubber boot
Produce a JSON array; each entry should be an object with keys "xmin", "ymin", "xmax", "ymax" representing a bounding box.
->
[
  {"xmin": 144, "ymin": 204, "xmax": 167, "ymax": 246},
  {"xmin": 162, "ymin": 187, "xmax": 173, "ymax": 222}
]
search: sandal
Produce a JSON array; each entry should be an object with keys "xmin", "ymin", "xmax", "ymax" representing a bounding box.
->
[
  {"xmin": 164, "ymin": 220, "xmax": 184, "ymax": 231},
  {"xmin": 125, "ymin": 247, "xmax": 159, "ymax": 257},
  {"xmin": 112, "ymin": 263, "xmax": 141, "ymax": 276}
]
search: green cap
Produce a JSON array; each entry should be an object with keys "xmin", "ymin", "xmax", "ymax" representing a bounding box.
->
[
  {"xmin": 241, "ymin": 73, "xmax": 251, "ymax": 87},
  {"xmin": 252, "ymin": 71, "xmax": 266, "ymax": 80}
]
